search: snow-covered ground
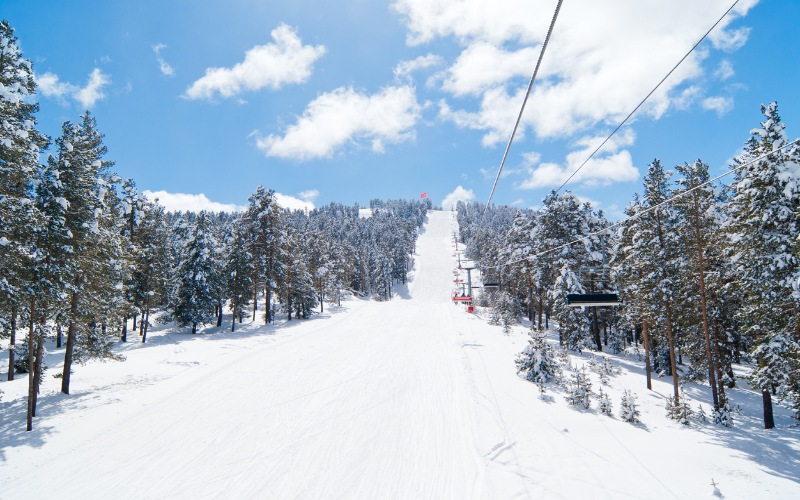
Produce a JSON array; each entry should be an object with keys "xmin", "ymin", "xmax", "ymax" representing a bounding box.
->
[{"xmin": 1, "ymin": 210, "xmax": 798, "ymax": 499}]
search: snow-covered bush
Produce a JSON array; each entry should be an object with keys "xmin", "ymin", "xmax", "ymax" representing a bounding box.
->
[
  {"xmin": 589, "ymin": 355, "xmax": 618, "ymax": 385},
  {"xmin": 13, "ymin": 341, "xmax": 47, "ymax": 373},
  {"xmin": 620, "ymin": 390, "xmax": 640, "ymax": 423},
  {"xmin": 598, "ymin": 388, "xmax": 613, "ymax": 416},
  {"xmin": 491, "ymin": 291, "xmax": 519, "ymax": 333},
  {"xmin": 713, "ymin": 402, "xmax": 734, "ymax": 427},
  {"xmin": 515, "ymin": 328, "xmax": 562, "ymax": 384},
  {"xmin": 566, "ymin": 367, "xmax": 593, "ymax": 409},
  {"xmin": 666, "ymin": 391, "xmax": 693, "ymax": 425}
]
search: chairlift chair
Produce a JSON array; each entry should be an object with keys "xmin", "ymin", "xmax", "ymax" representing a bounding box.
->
[{"xmin": 566, "ymin": 265, "xmax": 621, "ymax": 308}]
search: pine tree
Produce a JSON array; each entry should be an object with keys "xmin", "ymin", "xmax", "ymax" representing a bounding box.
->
[
  {"xmin": 614, "ymin": 194, "xmax": 655, "ymax": 390},
  {"xmin": 726, "ymin": 102, "xmax": 800, "ymax": 429},
  {"xmin": 674, "ymin": 159, "xmax": 727, "ymax": 410},
  {"xmin": 53, "ymin": 113, "xmax": 118, "ymax": 395},
  {"xmin": 243, "ymin": 186, "xmax": 285, "ymax": 323},
  {"xmin": 0, "ymin": 20, "xmax": 49, "ymax": 385},
  {"xmin": 620, "ymin": 390, "xmax": 641, "ymax": 423},
  {"xmin": 598, "ymin": 388, "xmax": 613, "ymax": 416},
  {"xmin": 516, "ymin": 328, "xmax": 562, "ymax": 384},
  {"xmin": 566, "ymin": 366, "xmax": 593, "ymax": 409},
  {"xmin": 636, "ymin": 160, "xmax": 683, "ymax": 404},
  {"xmin": 224, "ymin": 217, "xmax": 254, "ymax": 332},
  {"xmin": 172, "ymin": 212, "xmax": 218, "ymax": 333}
]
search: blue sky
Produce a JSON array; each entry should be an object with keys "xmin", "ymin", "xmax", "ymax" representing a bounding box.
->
[{"xmin": 4, "ymin": 0, "xmax": 798, "ymax": 216}]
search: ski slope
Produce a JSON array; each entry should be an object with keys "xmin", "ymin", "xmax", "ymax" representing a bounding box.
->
[{"xmin": 1, "ymin": 211, "xmax": 798, "ymax": 499}]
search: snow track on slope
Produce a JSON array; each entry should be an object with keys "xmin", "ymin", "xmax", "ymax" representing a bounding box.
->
[{"xmin": 3, "ymin": 211, "xmax": 798, "ymax": 499}]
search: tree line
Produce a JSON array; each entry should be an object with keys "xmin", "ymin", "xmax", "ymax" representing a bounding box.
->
[
  {"xmin": 0, "ymin": 20, "xmax": 428, "ymax": 431},
  {"xmin": 458, "ymin": 101, "xmax": 800, "ymax": 429}
]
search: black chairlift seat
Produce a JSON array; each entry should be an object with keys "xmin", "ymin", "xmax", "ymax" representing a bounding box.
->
[{"xmin": 566, "ymin": 293, "xmax": 621, "ymax": 307}]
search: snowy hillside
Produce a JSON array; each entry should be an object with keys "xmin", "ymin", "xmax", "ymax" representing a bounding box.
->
[{"xmin": 1, "ymin": 211, "xmax": 798, "ymax": 499}]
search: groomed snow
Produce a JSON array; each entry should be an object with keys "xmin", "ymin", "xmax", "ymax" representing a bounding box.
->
[{"xmin": 1, "ymin": 210, "xmax": 798, "ymax": 498}]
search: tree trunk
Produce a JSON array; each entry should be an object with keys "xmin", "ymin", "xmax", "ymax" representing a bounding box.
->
[
  {"xmin": 592, "ymin": 306, "xmax": 602, "ymax": 351},
  {"xmin": 642, "ymin": 318, "xmax": 652, "ymax": 390},
  {"xmin": 538, "ymin": 296, "xmax": 543, "ymax": 330},
  {"xmin": 696, "ymin": 245, "xmax": 719, "ymax": 408},
  {"xmin": 252, "ymin": 278, "xmax": 258, "ymax": 321},
  {"xmin": 265, "ymin": 278, "xmax": 271, "ymax": 324},
  {"xmin": 8, "ymin": 305, "xmax": 16, "ymax": 381},
  {"xmin": 192, "ymin": 322, "xmax": 197, "ymax": 334},
  {"xmin": 216, "ymin": 300, "xmax": 223, "ymax": 327},
  {"xmin": 142, "ymin": 306, "xmax": 150, "ymax": 342},
  {"xmin": 231, "ymin": 301, "xmax": 237, "ymax": 332},
  {"xmin": 61, "ymin": 291, "xmax": 79, "ymax": 395},
  {"xmin": 27, "ymin": 296, "xmax": 36, "ymax": 431},
  {"xmin": 528, "ymin": 284, "xmax": 534, "ymax": 322},
  {"xmin": 762, "ymin": 388, "xmax": 775, "ymax": 429},
  {"xmin": 132, "ymin": 311, "xmax": 137, "ymax": 331},
  {"xmin": 121, "ymin": 316, "xmax": 127, "ymax": 342},
  {"xmin": 32, "ymin": 328, "xmax": 45, "ymax": 418},
  {"xmin": 665, "ymin": 301, "xmax": 680, "ymax": 402}
]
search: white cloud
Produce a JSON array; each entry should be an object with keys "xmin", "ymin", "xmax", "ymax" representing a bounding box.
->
[
  {"xmin": 153, "ymin": 43, "xmax": 175, "ymax": 77},
  {"xmin": 394, "ymin": 54, "xmax": 443, "ymax": 82},
  {"xmin": 36, "ymin": 68, "xmax": 110, "ymax": 109},
  {"xmin": 274, "ymin": 193, "xmax": 314, "ymax": 212},
  {"xmin": 256, "ymin": 85, "xmax": 421, "ymax": 160},
  {"xmin": 441, "ymin": 185, "xmax": 475, "ymax": 209},
  {"xmin": 442, "ymin": 42, "xmax": 538, "ymax": 96},
  {"xmin": 143, "ymin": 190, "xmax": 246, "ymax": 213},
  {"xmin": 393, "ymin": 0, "xmax": 547, "ymax": 46},
  {"xmin": 74, "ymin": 68, "xmax": 110, "ymax": 109},
  {"xmin": 396, "ymin": 0, "xmax": 757, "ymax": 146},
  {"xmin": 714, "ymin": 59, "xmax": 734, "ymax": 80},
  {"xmin": 298, "ymin": 189, "xmax": 319, "ymax": 202},
  {"xmin": 708, "ymin": 26, "xmax": 751, "ymax": 52},
  {"xmin": 702, "ymin": 96, "xmax": 733, "ymax": 116},
  {"xmin": 519, "ymin": 129, "xmax": 640, "ymax": 189},
  {"xmin": 37, "ymin": 72, "xmax": 73, "ymax": 100},
  {"xmin": 184, "ymin": 24, "xmax": 326, "ymax": 100},
  {"xmin": 142, "ymin": 190, "xmax": 313, "ymax": 213}
]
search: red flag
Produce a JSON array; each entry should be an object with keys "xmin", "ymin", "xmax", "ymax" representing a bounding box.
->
[{"xmin": 420, "ymin": 192, "xmax": 427, "ymax": 198}]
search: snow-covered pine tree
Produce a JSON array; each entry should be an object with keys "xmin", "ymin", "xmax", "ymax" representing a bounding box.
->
[
  {"xmin": 673, "ymin": 159, "xmax": 727, "ymax": 411},
  {"xmin": 172, "ymin": 211, "xmax": 218, "ymax": 334},
  {"xmin": 277, "ymin": 230, "xmax": 317, "ymax": 320},
  {"xmin": 614, "ymin": 194, "xmax": 656, "ymax": 389},
  {"xmin": 224, "ymin": 217, "xmax": 254, "ymax": 332},
  {"xmin": 243, "ymin": 186, "xmax": 285, "ymax": 323},
  {"xmin": 130, "ymin": 198, "xmax": 170, "ymax": 342},
  {"xmin": 666, "ymin": 388, "xmax": 693, "ymax": 425},
  {"xmin": 620, "ymin": 390, "xmax": 641, "ymax": 423},
  {"xmin": 491, "ymin": 290, "xmax": 520, "ymax": 334},
  {"xmin": 725, "ymin": 102, "xmax": 800, "ymax": 428},
  {"xmin": 0, "ymin": 20, "xmax": 49, "ymax": 384},
  {"xmin": 502, "ymin": 209, "xmax": 541, "ymax": 324},
  {"xmin": 52, "ymin": 112, "xmax": 118, "ymax": 395},
  {"xmin": 566, "ymin": 366, "xmax": 593, "ymax": 409},
  {"xmin": 537, "ymin": 192, "xmax": 595, "ymax": 350},
  {"xmin": 635, "ymin": 160, "xmax": 683, "ymax": 405},
  {"xmin": 598, "ymin": 388, "xmax": 613, "ymax": 416},
  {"xmin": 516, "ymin": 328, "xmax": 562, "ymax": 384}
]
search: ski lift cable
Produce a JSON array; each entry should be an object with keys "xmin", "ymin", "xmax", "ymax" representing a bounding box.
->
[
  {"xmin": 481, "ymin": 138, "xmax": 800, "ymax": 270},
  {"xmin": 549, "ymin": 0, "xmax": 743, "ymax": 197},
  {"xmin": 474, "ymin": 0, "xmax": 564, "ymax": 244}
]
